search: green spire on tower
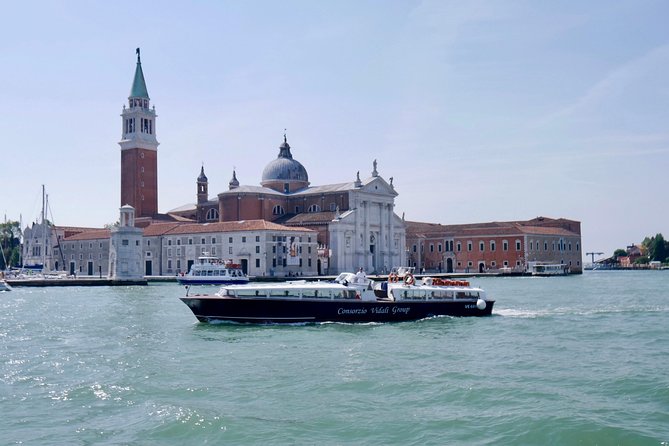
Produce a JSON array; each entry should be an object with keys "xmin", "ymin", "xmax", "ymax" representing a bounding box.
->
[{"xmin": 129, "ymin": 48, "xmax": 149, "ymax": 99}]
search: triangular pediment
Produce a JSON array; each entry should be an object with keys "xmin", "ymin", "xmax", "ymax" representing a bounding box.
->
[{"xmin": 359, "ymin": 176, "xmax": 398, "ymax": 197}]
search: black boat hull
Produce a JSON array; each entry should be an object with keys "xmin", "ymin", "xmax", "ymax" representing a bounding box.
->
[{"xmin": 179, "ymin": 296, "xmax": 495, "ymax": 324}]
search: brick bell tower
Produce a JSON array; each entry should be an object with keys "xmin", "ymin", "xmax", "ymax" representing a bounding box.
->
[{"xmin": 119, "ymin": 48, "xmax": 159, "ymax": 218}]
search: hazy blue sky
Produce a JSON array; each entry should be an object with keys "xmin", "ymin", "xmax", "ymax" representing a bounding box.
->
[{"xmin": 1, "ymin": 0, "xmax": 667, "ymax": 259}]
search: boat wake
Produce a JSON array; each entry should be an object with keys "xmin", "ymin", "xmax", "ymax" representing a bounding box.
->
[{"xmin": 494, "ymin": 308, "xmax": 550, "ymax": 318}]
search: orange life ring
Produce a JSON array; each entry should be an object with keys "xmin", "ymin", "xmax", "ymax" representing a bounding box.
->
[
  {"xmin": 404, "ymin": 273, "xmax": 415, "ymax": 286},
  {"xmin": 388, "ymin": 273, "xmax": 398, "ymax": 283}
]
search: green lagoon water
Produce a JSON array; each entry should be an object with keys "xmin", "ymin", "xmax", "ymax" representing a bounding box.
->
[{"xmin": 1, "ymin": 271, "xmax": 668, "ymax": 445}]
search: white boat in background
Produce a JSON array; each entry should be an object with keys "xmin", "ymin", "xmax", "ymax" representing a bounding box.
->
[
  {"xmin": 529, "ymin": 262, "xmax": 569, "ymax": 276},
  {"xmin": 177, "ymin": 253, "xmax": 249, "ymax": 285}
]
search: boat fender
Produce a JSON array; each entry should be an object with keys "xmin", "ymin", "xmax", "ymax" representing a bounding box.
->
[
  {"xmin": 355, "ymin": 292, "xmax": 361, "ymax": 300},
  {"xmin": 404, "ymin": 274, "xmax": 415, "ymax": 286},
  {"xmin": 476, "ymin": 299, "xmax": 487, "ymax": 310}
]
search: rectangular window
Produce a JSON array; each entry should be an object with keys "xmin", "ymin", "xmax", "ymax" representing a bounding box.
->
[
  {"xmin": 212, "ymin": 237, "xmax": 216, "ymax": 244},
  {"xmin": 201, "ymin": 238, "xmax": 205, "ymax": 244},
  {"xmin": 490, "ymin": 241, "xmax": 496, "ymax": 252},
  {"xmin": 457, "ymin": 242, "xmax": 462, "ymax": 252},
  {"xmin": 430, "ymin": 244, "xmax": 434, "ymax": 253},
  {"xmin": 467, "ymin": 242, "xmax": 472, "ymax": 251},
  {"xmin": 256, "ymin": 246, "xmax": 260, "ymax": 254},
  {"xmin": 229, "ymin": 247, "xmax": 233, "ymax": 255},
  {"xmin": 188, "ymin": 238, "xmax": 193, "ymax": 245},
  {"xmin": 256, "ymin": 236, "xmax": 260, "ymax": 242},
  {"xmin": 255, "ymin": 259, "xmax": 260, "ymax": 268},
  {"xmin": 242, "ymin": 236, "xmax": 246, "ymax": 243},
  {"xmin": 479, "ymin": 242, "xmax": 484, "ymax": 252},
  {"xmin": 516, "ymin": 241, "xmax": 521, "ymax": 251},
  {"xmin": 503, "ymin": 241, "xmax": 508, "ymax": 251},
  {"xmin": 229, "ymin": 237, "xmax": 233, "ymax": 243},
  {"xmin": 438, "ymin": 243, "xmax": 442, "ymax": 252},
  {"xmin": 122, "ymin": 239, "xmax": 129, "ymax": 246}
]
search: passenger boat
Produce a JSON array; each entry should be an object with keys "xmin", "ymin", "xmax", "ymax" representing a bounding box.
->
[
  {"xmin": 529, "ymin": 262, "xmax": 570, "ymax": 276},
  {"xmin": 179, "ymin": 267, "xmax": 494, "ymax": 324},
  {"xmin": 176, "ymin": 254, "xmax": 249, "ymax": 285}
]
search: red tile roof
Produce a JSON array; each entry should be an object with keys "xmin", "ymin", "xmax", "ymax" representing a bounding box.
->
[
  {"xmin": 143, "ymin": 220, "xmax": 315, "ymax": 236},
  {"xmin": 63, "ymin": 229, "xmax": 111, "ymax": 241}
]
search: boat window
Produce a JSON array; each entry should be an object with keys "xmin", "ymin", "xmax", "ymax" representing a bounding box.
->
[
  {"xmin": 411, "ymin": 291, "xmax": 426, "ymax": 300},
  {"xmin": 456, "ymin": 292, "xmax": 467, "ymax": 299},
  {"xmin": 269, "ymin": 289, "xmax": 290, "ymax": 297},
  {"xmin": 207, "ymin": 270, "xmax": 213, "ymax": 276},
  {"xmin": 236, "ymin": 289, "xmax": 259, "ymax": 297},
  {"xmin": 332, "ymin": 290, "xmax": 344, "ymax": 299}
]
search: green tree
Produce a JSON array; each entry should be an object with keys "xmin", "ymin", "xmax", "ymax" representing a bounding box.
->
[
  {"xmin": 0, "ymin": 220, "xmax": 22, "ymax": 270},
  {"xmin": 643, "ymin": 233, "xmax": 668, "ymax": 262},
  {"xmin": 613, "ymin": 249, "xmax": 627, "ymax": 258}
]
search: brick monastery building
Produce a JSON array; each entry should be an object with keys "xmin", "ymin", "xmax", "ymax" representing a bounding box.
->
[
  {"xmin": 23, "ymin": 50, "xmax": 582, "ymax": 276},
  {"xmin": 405, "ymin": 218, "xmax": 582, "ymax": 274}
]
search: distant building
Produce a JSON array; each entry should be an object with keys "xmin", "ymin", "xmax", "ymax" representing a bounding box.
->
[
  {"xmin": 169, "ymin": 140, "xmax": 406, "ymax": 275},
  {"xmin": 54, "ymin": 219, "xmax": 317, "ymax": 278},
  {"xmin": 405, "ymin": 217, "xmax": 582, "ymax": 274},
  {"xmin": 109, "ymin": 205, "xmax": 144, "ymax": 281}
]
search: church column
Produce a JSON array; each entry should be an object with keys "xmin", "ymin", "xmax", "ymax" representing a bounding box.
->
[
  {"xmin": 378, "ymin": 202, "xmax": 385, "ymax": 271},
  {"xmin": 364, "ymin": 200, "xmax": 370, "ymax": 270},
  {"xmin": 386, "ymin": 202, "xmax": 393, "ymax": 269}
]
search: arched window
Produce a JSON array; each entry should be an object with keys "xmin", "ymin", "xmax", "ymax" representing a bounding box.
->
[
  {"xmin": 206, "ymin": 208, "xmax": 219, "ymax": 221},
  {"xmin": 307, "ymin": 204, "xmax": 321, "ymax": 213},
  {"xmin": 272, "ymin": 205, "xmax": 285, "ymax": 215}
]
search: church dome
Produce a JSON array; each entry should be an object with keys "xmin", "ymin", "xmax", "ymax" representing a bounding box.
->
[{"xmin": 261, "ymin": 136, "xmax": 309, "ymax": 187}]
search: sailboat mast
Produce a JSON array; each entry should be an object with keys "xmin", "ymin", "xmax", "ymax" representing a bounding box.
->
[{"xmin": 42, "ymin": 185, "xmax": 47, "ymax": 272}]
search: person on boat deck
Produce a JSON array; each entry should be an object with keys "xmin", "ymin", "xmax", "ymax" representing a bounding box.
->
[{"xmin": 355, "ymin": 267, "xmax": 366, "ymax": 283}]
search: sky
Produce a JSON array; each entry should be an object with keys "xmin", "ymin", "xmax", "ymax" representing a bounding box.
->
[{"xmin": 1, "ymin": 0, "xmax": 668, "ymax": 260}]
